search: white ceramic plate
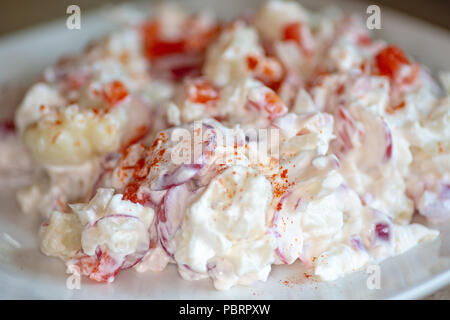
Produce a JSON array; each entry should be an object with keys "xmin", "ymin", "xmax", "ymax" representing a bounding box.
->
[{"xmin": 0, "ymin": 0, "xmax": 449, "ymax": 299}]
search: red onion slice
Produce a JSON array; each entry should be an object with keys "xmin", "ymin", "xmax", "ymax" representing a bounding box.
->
[
  {"xmin": 158, "ymin": 164, "xmax": 204, "ymax": 190},
  {"xmin": 157, "ymin": 183, "xmax": 192, "ymax": 257}
]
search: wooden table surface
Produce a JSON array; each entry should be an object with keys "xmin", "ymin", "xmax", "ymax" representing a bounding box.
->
[{"xmin": 0, "ymin": 0, "xmax": 448, "ymax": 300}]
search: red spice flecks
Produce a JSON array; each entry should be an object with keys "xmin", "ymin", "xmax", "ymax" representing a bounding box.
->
[
  {"xmin": 102, "ymin": 80, "xmax": 128, "ymax": 107},
  {"xmin": 438, "ymin": 142, "xmax": 444, "ymax": 153},
  {"xmin": 123, "ymin": 181, "xmax": 145, "ymax": 205},
  {"xmin": 132, "ymin": 158, "xmax": 150, "ymax": 180},
  {"xmin": 277, "ymin": 202, "xmax": 283, "ymax": 211},
  {"xmin": 121, "ymin": 152, "xmax": 156, "ymax": 205},
  {"xmin": 280, "ymin": 169, "xmax": 288, "ymax": 179},
  {"xmin": 270, "ymin": 166, "xmax": 295, "ymax": 212},
  {"xmin": 121, "ymin": 133, "xmax": 168, "ymax": 205}
]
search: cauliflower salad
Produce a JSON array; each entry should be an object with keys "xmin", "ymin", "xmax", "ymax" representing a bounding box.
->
[{"xmin": 5, "ymin": 1, "xmax": 450, "ymax": 290}]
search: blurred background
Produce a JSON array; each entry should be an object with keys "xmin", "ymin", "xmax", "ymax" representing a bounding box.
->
[{"xmin": 0, "ymin": 0, "xmax": 449, "ymax": 36}]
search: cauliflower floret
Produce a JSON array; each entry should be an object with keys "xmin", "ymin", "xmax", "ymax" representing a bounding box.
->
[
  {"xmin": 40, "ymin": 188, "xmax": 156, "ymax": 260},
  {"xmin": 15, "ymin": 83, "xmax": 65, "ymax": 133},
  {"xmin": 23, "ymin": 104, "xmax": 126, "ymax": 165},
  {"xmin": 70, "ymin": 188, "xmax": 154, "ymax": 228},
  {"xmin": 40, "ymin": 211, "xmax": 83, "ymax": 259},
  {"xmin": 81, "ymin": 215, "xmax": 150, "ymax": 256}
]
